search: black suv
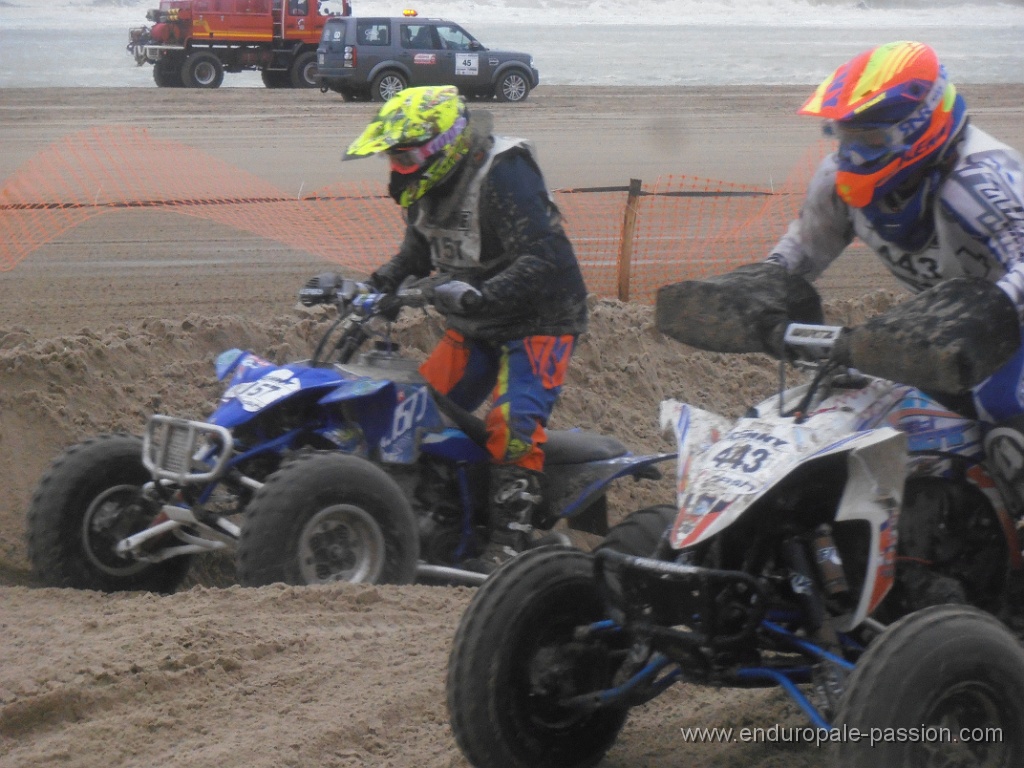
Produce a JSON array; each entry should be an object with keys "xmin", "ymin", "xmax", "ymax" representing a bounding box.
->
[{"xmin": 315, "ymin": 15, "xmax": 539, "ymax": 103}]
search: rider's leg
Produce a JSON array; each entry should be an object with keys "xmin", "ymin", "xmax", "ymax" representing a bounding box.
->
[
  {"xmin": 476, "ymin": 335, "xmax": 576, "ymax": 569},
  {"xmin": 418, "ymin": 329, "xmax": 496, "ymax": 411}
]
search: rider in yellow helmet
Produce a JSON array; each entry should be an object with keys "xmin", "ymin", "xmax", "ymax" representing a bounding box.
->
[{"xmin": 344, "ymin": 85, "xmax": 589, "ymax": 571}]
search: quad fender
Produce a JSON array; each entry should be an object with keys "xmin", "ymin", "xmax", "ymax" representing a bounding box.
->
[
  {"xmin": 545, "ymin": 452, "xmax": 677, "ymax": 536},
  {"xmin": 318, "ymin": 378, "xmax": 398, "ymax": 447},
  {"xmin": 209, "ymin": 364, "xmax": 346, "ymax": 429},
  {"xmin": 664, "ymin": 396, "xmax": 908, "ymax": 573},
  {"xmin": 831, "ymin": 430, "xmax": 907, "ymax": 631}
]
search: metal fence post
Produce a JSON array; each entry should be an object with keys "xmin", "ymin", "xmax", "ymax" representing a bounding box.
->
[{"xmin": 616, "ymin": 178, "xmax": 642, "ymax": 302}]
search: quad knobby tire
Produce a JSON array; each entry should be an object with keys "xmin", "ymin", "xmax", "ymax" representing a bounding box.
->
[
  {"xmin": 596, "ymin": 504, "xmax": 676, "ymax": 557},
  {"xmin": 236, "ymin": 452, "xmax": 419, "ymax": 586},
  {"xmin": 26, "ymin": 434, "xmax": 193, "ymax": 593},
  {"xmin": 836, "ymin": 604, "xmax": 1024, "ymax": 768},
  {"xmin": 446, "ymin": 547, "xmax": 629, "ymax": 768}
]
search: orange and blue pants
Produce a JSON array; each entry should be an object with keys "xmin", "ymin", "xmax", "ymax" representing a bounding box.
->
[{"xmin": 419, "ymin": 329, "xmax": 576, "ymax": 471}]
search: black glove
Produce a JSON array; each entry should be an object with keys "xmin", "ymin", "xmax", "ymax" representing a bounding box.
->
[
  {"xmin": 367, "ymin": 263, "xmax": 401, "ymax": 295},
  {"xmin": 299, "ymin": 272, "xmax": 343, "ymax": 306},
  {"xmin": 376, "ymin": 293, "xmax": 403, "ymax": 322}
]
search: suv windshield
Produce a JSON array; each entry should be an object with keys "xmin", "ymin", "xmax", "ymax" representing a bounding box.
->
[{"xmin": 435, "ymin": 24, "xmax": 478, "ymax": 51}]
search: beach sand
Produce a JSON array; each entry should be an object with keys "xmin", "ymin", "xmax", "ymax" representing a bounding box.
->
[{"xmin": 1, "ymin": 83, "xmax": 1022, "ymax": 767}]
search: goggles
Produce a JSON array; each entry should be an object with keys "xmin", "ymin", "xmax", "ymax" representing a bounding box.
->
[
  {"xmin": 387, "ymin": 115, "xmax": 468, "ymax": 175},
  {"xmin": 826, "ymin": 122, "xmax": 903, "ymax": 169},
  {"xmin": 823, "ymin": 68, "xmax": 949, "ymax": 170}
]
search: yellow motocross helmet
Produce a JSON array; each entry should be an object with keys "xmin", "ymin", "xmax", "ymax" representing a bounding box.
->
[{"xmin": 345, "ymin": 85, "xmax": 472, "ymax": 207}]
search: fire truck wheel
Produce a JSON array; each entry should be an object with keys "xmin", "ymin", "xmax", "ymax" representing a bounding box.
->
[
  {"xmin": 181, "ymin": 52, "xmax": 224, "ymax": 89},
  {"xmin": 261, "ymin": 70, "xmax": 290, "ymax": 89},
  {"xmin": 290, "ymin": 52, "xmax": 319, "ymax": 88},
  {"xmin": 153, "ymin": 56, "xmax": 185, "ymax": 88}
]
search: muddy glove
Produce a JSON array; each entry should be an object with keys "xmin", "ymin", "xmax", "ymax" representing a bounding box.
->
[
  {"xmin": 433, "ymin": 281, "xmax": 483, "ymax": 314},
  {"xmin": 655, "ymin": 262, "xmax": 822, "ymax": 356},
  {"xmin": 367, "ymin": 262, "xmax": 404, "ymax": 295},
  {"xmin": 375, "ymin": 293, "xmax": 404, "ymax": 322},
  {"xmin": 299, "ymin": 272, "xmax": 343, "ymax": 306},
  {"xmin": 831, "ymin": 277, "xmax": 1020, "ymax": 393}
]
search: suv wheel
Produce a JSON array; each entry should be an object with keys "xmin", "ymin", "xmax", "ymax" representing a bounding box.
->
[
  {"xmin": 495, "ymin": 69, "xmax": 530, "ymax": 103},
  {"xmin": 371, "ymin": 70, "xmax": 408, "ymax": 102}
]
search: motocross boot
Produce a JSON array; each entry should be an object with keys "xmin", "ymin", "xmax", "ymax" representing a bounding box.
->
[{"xmin": 471, "ymin": 464, "xmax": 543, "ymax": 574}]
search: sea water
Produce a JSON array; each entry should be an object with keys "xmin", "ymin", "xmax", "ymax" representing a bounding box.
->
[{"xmin": 0, "ymin": 0, "xmax": 1022, "ymax": 87}]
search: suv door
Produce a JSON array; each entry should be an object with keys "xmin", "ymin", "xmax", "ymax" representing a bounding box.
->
[
  {"xmin": 398, "ymin": 22, "xmax": 444, "ymax": 86},
  {"xmin": 434, "ymin": 23, "xmax": 490, "ymax": 93}
]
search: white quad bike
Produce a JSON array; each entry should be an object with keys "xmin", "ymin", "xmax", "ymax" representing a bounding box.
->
[{"xmin": 446, "ymin": 319, "xmax": 1024, "ymax": 768}]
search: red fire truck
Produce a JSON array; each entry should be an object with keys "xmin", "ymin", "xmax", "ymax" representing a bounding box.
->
[{"xmin": 128, "ymin": 0, "xmax": 351, "ymax": 88}]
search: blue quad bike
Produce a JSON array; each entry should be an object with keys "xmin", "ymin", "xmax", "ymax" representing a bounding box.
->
[{"xmin": 27, "ymin": 276, "xmax": 675, "ymax": 593}]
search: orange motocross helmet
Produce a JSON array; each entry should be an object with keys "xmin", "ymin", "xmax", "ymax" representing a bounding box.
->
[{"xmin": 799, "ymin": 41, "xmax": 967, "ymax": 209}]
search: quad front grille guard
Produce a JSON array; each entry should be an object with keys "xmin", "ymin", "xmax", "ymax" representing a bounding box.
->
[{"xmin": 142, "ymin": 415, "xmax": 234, "ymax": 485}]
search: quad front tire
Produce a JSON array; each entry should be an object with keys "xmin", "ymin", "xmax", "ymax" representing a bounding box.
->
[
  {"xmin": 27, "ymin": 434, "xmax": 193, "ymax": 593},
  {"xmin": 237, "ymin": 452, "xmax": 419, "ymax": 586},
  {"xmin": 837, "ymin": 605, "xmax": 1024, "ymax": 767},
  {"xmin": 446, "ymin": 547, "xmax": 629, "ymax": 768}
]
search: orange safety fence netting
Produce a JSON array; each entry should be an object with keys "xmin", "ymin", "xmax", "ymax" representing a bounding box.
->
[{"xmin": 1, "ymin": 125, "xmax": 830, "ymax": 302}]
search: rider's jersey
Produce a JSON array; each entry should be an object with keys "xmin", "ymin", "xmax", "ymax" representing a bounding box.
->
[
  {"xmin": 411, "ymin": 135, "xmax": 533, "ymax": 273},
  {"xmin": 767, "ymin": 125, "xmax": 1024, "ymax": 321},
  {"xmin": 373, "ymin": 118, "xmax": 588, "ymax": 342}
]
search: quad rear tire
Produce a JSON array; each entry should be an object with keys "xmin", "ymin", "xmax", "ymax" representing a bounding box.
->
[
  {"xmin": 596, "ymin": 504, "xmax": 675, "ymax": 557},
  {"xmin": 446, "ymin": 547, "xmax": 629, "ymax": 768},
  {"xmin": 837, "ymin": 605, "xmax": 1024, "ymax": 767},
  {"xmin": 27, "ymin": 434, "xmax": 193, "ymax": 593},
  {"xmin": 237, "ymin": 452, "xmax": 418, "ymax": 586}
]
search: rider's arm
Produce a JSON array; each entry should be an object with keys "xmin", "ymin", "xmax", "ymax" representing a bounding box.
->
[
  {"xmin": 474, "ymin": 151, "xmax": 579, "ymax": 312},
  {"xmin": 766, "ymin": 155, "xmax": 855, "ymax": 281},
  {"xmin": 369, "ymin": 225, "xmax": 433, "ymax": 292},
  {"xmin": 938, "ymin": 145, "xmax": 1024, "ymax": 323}
]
